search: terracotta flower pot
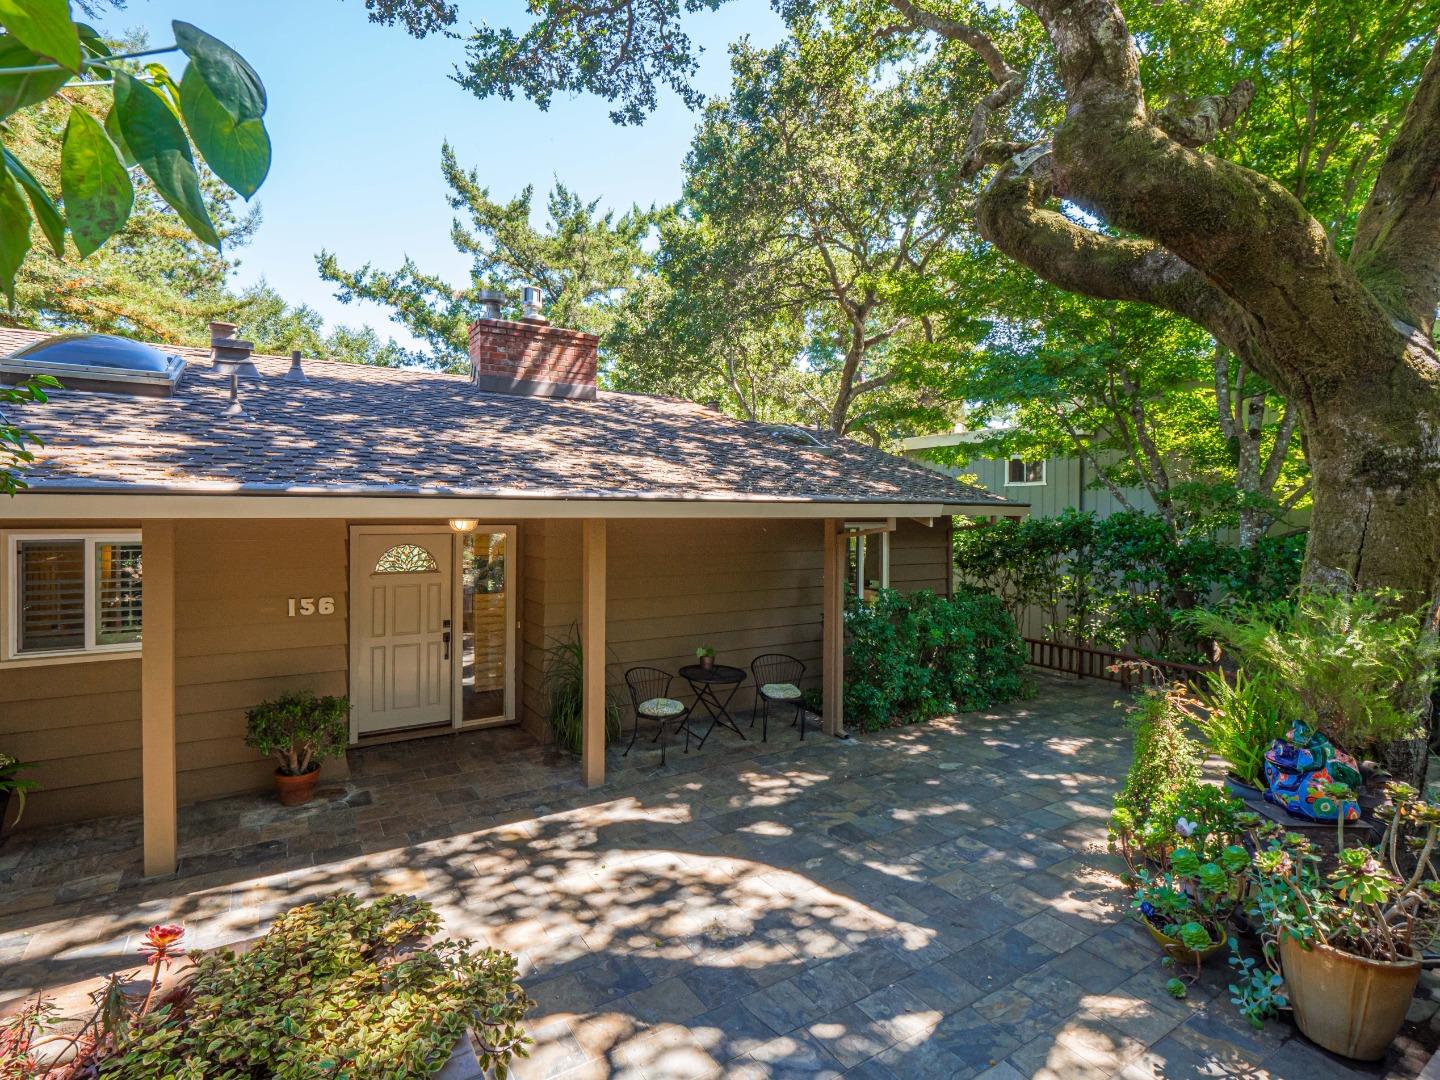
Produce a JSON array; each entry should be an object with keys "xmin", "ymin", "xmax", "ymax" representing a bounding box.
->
[
  {"xmin": 1279, "ymin": 933, "xmax": 1421, "ymax": 1061},
  {"xmin": 274, "ymin": 768, "xmax": 320, "ymax": 807}
]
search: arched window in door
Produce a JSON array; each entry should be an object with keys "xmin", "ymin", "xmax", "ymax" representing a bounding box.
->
[{"xmin": 373, "ymin": 543, "xmax": 438, "ymax": 574}]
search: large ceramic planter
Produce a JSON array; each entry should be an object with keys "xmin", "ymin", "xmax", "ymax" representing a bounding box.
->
[
  {"xmin": 274, "ymin": 768, "xmax": 320, "ymax": 807},
  {"xmin": 1279, "ymin": 933, "xmax": 1421, "ymax": 1061},
  {"xmin": 1143, "ymin": 920, "xmax": 1228, "ymax": 966}
]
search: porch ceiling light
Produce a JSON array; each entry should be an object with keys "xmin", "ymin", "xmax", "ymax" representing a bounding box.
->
[{"xmin": 449, "ymin": 518, "xmax": 480, "ymax": 534}]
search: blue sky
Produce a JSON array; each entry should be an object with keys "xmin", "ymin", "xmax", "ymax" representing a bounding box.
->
[{"xmin": 110, "ymin": 1, "xmax": 783, "ymax": 346}]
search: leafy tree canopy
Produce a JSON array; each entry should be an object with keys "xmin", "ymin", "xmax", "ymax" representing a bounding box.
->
[
  {"xmin": 0, "ymin": 6, "xmax": 272, "ymax": 301},
  {"xmin": 318, "ymin": 142, "xmax": 668, "ymax": 367}
]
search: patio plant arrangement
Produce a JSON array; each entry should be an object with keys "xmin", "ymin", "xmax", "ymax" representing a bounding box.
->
[
  {"xmin": 0, "ymin": 893, "xmax": 531, "ymax": 1077},
  {"xmin": 1188, "ymin": 589, "xmax": 1440, "ymax": 784},
  {"xmin": 1234, "ymin": 783, "xmax": 1440, "ymax": 1059},
  {"xmin": 0, "ymin": 751, "xmax": 37, "ymax": 836},
  {"xmin": 1131, "ymin": 842, "xmax": 1250, "ymax": 994},
  {"xmin": 243, "ymin": 690, "xmax": 349, "ymax": 806},
  {"xmin": 695, "ymin": 644, "xmax": 716, "ymax": 670}
]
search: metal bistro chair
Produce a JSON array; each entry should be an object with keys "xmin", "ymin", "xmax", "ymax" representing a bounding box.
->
[
  {"xmin": 751, "ymin": 653, "xmax": 809, "ymax": 742},
  {"xmin": 624, "ymin": 667, "xmax": 692, "ymax": 765}
]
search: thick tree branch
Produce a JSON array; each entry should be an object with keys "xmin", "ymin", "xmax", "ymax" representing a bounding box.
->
[
  {"xmin": 977, "ymin": 150, "xmax": 1272, "ymax": 377},
  {"xmin": 1157, "ymin": 81, "xmax": 1256, "ymax": 148},
  {"xmin": 1352, "ymin": 35, "xmax": 1440, "ymax": 335},
  {"xmin": 884, "ymin": 0, "xmax": 1026, "ymax": 175}
]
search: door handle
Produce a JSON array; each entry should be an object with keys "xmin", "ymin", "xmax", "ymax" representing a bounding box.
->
[{"xmin": 442, "ymin": 629, "xmax": 452, "ymax": 660}]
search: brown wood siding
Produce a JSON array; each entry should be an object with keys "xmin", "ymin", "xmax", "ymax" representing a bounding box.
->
[
  {"xmin": 1, "ymin": 519, "xmax": 348, "ymax": 827},
  {"xmin": 521, "ymin": 517, "xmax": 952, "ymax": 735},
  {"xmin": 889, "ymin": 516, "xmax": 953, "ymax": 594},
  {"xmin": 5, "ymin": 512, "xmax": 952, "ymax": 826}
]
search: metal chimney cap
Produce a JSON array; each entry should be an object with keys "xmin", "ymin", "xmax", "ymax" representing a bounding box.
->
[
  {"xmin": 521, "ymin": 285, "xmax": 546, "ymax": 323},
  {"xmin": 475, "ymin": 289, "xmax": 504, "ymax": 321}
]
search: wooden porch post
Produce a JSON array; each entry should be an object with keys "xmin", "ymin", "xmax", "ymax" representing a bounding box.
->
[
  {"xmin": 141, "ymin": 520, "xmax": 178, "ymax": 877},
  {"xmin": 822, "ymin": 519, "xmax": 845, "ymax": 737},
  {"xmin": 581, "ymin": 518, "xmax": 606, "ymax": 788}
]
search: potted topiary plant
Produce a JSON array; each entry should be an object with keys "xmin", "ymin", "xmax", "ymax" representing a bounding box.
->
[
  {"xmin": 244, "ymin": 691, "xmax": 348, "ymax": 806},
  {"xmin": 695, "ymin": 645, "xmax": 716, "ymax": 671},
  {"xmin": 0, "ymin": 752, "xmax": 37, "ymax": 838},
  {"xmin": 1237, "ymin": 782, "xmax": 1439, "ymax": 1060}
]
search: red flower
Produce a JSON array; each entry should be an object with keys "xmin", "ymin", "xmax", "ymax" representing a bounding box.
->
[{"xmin": 140, "ymin": 923, "xmax": 186, "ymax": 966}]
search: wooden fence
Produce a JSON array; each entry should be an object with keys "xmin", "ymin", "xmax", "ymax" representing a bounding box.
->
[{"xmin": 1023, "ymin": 637, "xmax": 1216, "ymax": 689}]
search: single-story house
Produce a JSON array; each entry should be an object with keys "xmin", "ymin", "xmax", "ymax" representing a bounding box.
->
[{"xmin": 0, "ymin": 310, "xmax": 1011, "ymax": 876}]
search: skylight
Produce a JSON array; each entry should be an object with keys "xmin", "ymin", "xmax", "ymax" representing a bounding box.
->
[{"xmin": 0, "ymin": 334, "xmax": 186, "ymax": 398}]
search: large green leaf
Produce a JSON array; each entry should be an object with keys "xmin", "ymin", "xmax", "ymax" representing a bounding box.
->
[
  {"xmin": 113, "ymin": 71, "xmax": 219, "ymax": 250},
  {"xmin": 0, "ymin": 161, "xmax": 32, "ymax": 303},
  {"xmin": 0, "ymin": 35, "xmax": 69, "ymax": 119},
  {"xmin": 2, "ymin": 146, "xmax": 63, "ymax": 257},
  {"xmin": 0, "ymin": 0, "xmax": 80, "ymax": 72},
  {"xmin": 61, "ymin": 107, "xmax": 133, "ymax": 257},
  {"xmin": 179, "ymin": 66, "xmax": 270, "ymax": 198},
  {"xmin": 103, "ymin": 105, "xmax": 136, "ymax": 167},
  {"xmin": 173, "ymin": 20, "xmax": 265, "ymax": 122}
]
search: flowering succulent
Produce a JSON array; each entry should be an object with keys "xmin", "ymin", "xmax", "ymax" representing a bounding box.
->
[{"xmin": 140, "ymin": 924, "xmax": 186, "ymax": 967}]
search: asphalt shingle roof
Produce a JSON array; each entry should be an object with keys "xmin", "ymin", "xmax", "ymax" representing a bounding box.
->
[{"xmin": 0, "ymin": 327, "xmax": 1007, "ymax": 506}]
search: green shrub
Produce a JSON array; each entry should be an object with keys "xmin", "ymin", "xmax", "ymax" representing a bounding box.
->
[
  {"xmin": 953, "ymin": 508, "xmax": 1304, "ymax": 662},
  {"xmin": 1187, "ymin": 589, "xmax": 1440, "ymax": 769},
  {"xmin": 244, "ymin": 691, "xmax": 349, "ymax": 776},
  {"xmin": 542, "ymin": 625, "xmax": 623, "ymax": 754},
  {"xmin": 101, "ymin": 894, "xmax": 531, "ymax": 1078},
  {"xmin": 1108, "ymin": 684, "xmax": 1205, "ymax": 869},
  {"xmin": 1194, "ymin": 669, "xmax": 1291, "ymax": 787},
  {"xmin": 843, "ymin": 587, "xmax": 1028, "ymax": 731}
]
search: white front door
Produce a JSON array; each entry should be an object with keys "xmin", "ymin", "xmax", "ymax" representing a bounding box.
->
[{"xmin": 351, "ymin": 528, "xmax": 453, "ymax": 735}]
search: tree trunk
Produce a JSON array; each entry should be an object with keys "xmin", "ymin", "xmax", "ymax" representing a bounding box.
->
[{"xmin": 1299, "ymin": 344, "xmax": 1440, "ymax": 606}]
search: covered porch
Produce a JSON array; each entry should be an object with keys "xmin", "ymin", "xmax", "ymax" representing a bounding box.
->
[{"xmin": 3, "ymin": 498, "xmax": 965, "ymax": 879}]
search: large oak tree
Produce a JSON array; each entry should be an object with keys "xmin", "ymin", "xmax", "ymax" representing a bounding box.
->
[{"xmin": 375, "ymin": 0, "xmax": 1440, "ymax": 605}]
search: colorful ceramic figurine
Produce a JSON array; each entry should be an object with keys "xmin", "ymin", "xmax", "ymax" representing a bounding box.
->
[{"xmin": 1263, "ymin": 723, "xmax": 1362, "ymax": 823}]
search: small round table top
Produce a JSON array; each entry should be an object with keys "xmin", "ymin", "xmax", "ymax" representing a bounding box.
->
[{"xmin": 679, "ymin": 663, "xmax": 745, "ymax": 684}]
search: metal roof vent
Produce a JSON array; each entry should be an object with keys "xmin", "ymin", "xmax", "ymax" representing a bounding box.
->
[
  {"xmin": 0, "ymin": 333, "xmax": 185, "ymax": 397},
  {"xmin": 209, "ymin": 321, "xmax": 260, "ymax": 379},
  {"xmin": 282, "ymin": 349, "xmax": 308, "ymax": 383}
]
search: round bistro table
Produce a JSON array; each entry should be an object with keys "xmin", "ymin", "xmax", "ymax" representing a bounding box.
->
[{"xmin": 678, "ymin": 663, "xmax": 747, "ymax": 750}]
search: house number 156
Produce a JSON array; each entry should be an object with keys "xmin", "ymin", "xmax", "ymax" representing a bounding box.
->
[{"xmin": 288, "ymin": 596, "xmax": 335, "ymax": 617}]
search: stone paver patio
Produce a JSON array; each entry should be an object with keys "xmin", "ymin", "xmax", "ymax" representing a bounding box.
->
[{"xmin": 1, "ymin": 674, "xmax": 1433, "ymax": 1078}]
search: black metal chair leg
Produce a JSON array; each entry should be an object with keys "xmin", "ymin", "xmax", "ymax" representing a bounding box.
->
[
  {"xmin": 798, "ymin": 702, "xmax": 807, "ymax": 740},
  {"xmin": 762, "ymin": 697, "xmax": 770, "ymax": 742},
  {"xmin": 624, "ymin": 713, "xmax": 641, "ymax": 757}
]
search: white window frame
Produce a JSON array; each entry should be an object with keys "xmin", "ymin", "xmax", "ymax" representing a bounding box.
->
[
  {"xmin": 3, "ymin": 530, "xmax": 143, "ymax": 664},
  {"xmin": 1004, "ymin": 458, "xmax": 1047, "ymax": 487}
]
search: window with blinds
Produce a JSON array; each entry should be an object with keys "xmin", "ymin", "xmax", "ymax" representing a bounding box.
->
[
  {"xmin": 8, "ymin": 533, "xmax": 142, "ymax": 658},
  {"xmin": 96, "ymin": 542, "xmax": 142, "ymax": 645},
  {"xmin": 17, "ymin": 540, "xmax": 85, "ymax": 653}
]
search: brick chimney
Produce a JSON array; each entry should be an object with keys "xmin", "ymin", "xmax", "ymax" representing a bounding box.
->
[{"xmin": 467, "ymin": 287, "xmax": 597, "ymax": 401}]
